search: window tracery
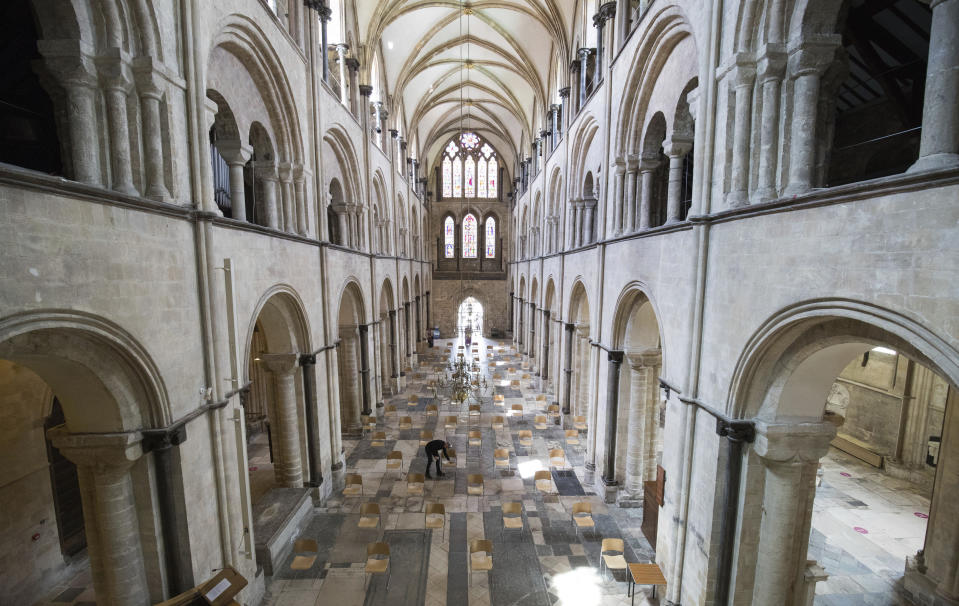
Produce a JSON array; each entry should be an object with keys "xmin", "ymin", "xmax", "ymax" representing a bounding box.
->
[
  {"xmin": 441, "ymin": 132, "xmax": 498, "ymax": 199},
  {"xmin": 463, "ymin": 213, "xmax": 477, "ymax": 258}
]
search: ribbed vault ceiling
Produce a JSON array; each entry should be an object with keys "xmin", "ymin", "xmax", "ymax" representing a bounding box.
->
[{"xmin": 358, "ymin": 1, "xmax": 575, "ymax": 169}]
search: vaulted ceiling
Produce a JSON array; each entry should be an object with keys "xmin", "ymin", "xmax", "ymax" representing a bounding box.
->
[{"xmin": 356, "ymin": 1, "xmax": 581, "ymax": 171}]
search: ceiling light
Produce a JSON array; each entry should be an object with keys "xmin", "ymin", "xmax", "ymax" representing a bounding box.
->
[
  {"xmin": 387, "ymin": 41, "xmax": 394, "ymax": 50},
  {"xmin": 871, "ymin": 346, "xmax": 896, "ymax": 355}
]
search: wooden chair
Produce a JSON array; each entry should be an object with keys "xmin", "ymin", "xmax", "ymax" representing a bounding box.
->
[
  {"xmin": 361, "ymin": 414, "xmax": 375, "ymax": 433},
  {"xmin": 425, "ymin": 503, "xmax": 446, "ymax": 541},
  {"xmin": 365, "ymin": 542, "xmax": 391, "ymax": 589},
  {"xmin": 407, "ymin": 396, "xmax": 419, "ymax": 408},
  {"xmin": 536, "ymin": 394, "xmax": 547, "ymax": 403},
  {"xmin": 493, "ymin": 394, "xmax": 505, "ymax": 405},
  {"xmin": 573, "ymin": 415, "xmax": 587, "ymax": 431},
  {"xmin": 534, "ymin": 415, "xmax": 549, "ymax": 430},
  {"xmin": 468, "ymin": 404, "xmax": 482, "ymax": 421},
  {"xmin": 565, "ymin": 429, "xmax": 580, "ymax": 445},
  {"xmin": 467, "ymin": 474, "xmax": 484, "ymax": 495},
  {"xmin": 343, "ymin": 474, "xmax": 363, "ymax": 496},
  {"xmin": 446, "ymin": 447, "xmax": 458, "ymax": 465},
  {"xmin": 371, "ymin": 431, "xmax": 387, "ymax": 447},
  {"xmin": 468, "ymin": 539, "xmax": 493, "ymax": 586},
  {"xmin": 419, "ymin": 429, "xmax": 433, "ymax": 446},
  {"xmin": 290, "ymin": 538, "xmax": 318, "ymax": 570},
  {"xmin": 549, "ymin": 448, "xmax": 566, "ymax": 469},
  {"xmin": 494, "ymin": 448, "xmax": 511, "ymax": 471},
  {"xmin": 522, "ymin": 373, "xmax": 531, "ymax": 380},
  {"xmin": 601, "ymin": 538, "xmax": 628, "ymax": 581},
  {"xmin": 547, "ymin": 404, "xmax": 561, "ymax": 421},
  {"xmin": 386, "ymin": 450, "xmax": 403, "ymax": 470},
  {"xmin": 491, "ymin": 415, "xmax": 505, "ymax": 430},
  {"xmin": 444, "ymin": 415, "xmax": 458, "ymax": 431},
  {"xmin": 384, "ymin": 404, "xmax": 397, "ymax": 417},
  {"xmin": 510, "ymin": 379, "xmax": 520, "ymax": 387},
  {"xmin": 399, "ymin": 416, "xmax": 413, "ymax": 430},
  {"xmin": 407, "ymin": 472, "xmax": 425, "ymax": 496},
  {"xmin": 425, "ymin": 404, "xmax": 438, "ymax": 416},
  {"xmin": 510, "ymin": 403, "xmax": 524, "ymax": 418},
  {"xmin": 571, "ymin": 502, "xmax": 595, "ymax": 538},
  {"xmin": 468, "ymin": 430, "xmax": 482, "ymax": 447},
  {"xmin": 534, "ymin": 470, "xmax": 553, "ymax": 493},
  {"xmin": 502, "ymin": 502, "xmax": 523, "ymax": 530},
  {"xmin": 518, "ymin": 430, "xmax": 533, "ymax": 447},
  {"xmin": 358, "ymin": 503, "xmax": 381, "ymax": 530}
]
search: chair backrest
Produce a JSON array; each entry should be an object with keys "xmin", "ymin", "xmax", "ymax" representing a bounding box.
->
[
  {"xmin": 294, "ymin": 538, "xmax": 318, "ymax": 553},
  {"xmin": 494, "ymin": 394, "xmax": 504, "ymax": 401},
  {"xmin": 572, "ymin": 502, "xmax": 591, "ymax": 516},
  {"xmin": 421, "ymin": 430, "xmax": 433, "ymax": 440},
  {"xmin": 469, "ymin": 430, "xmax": 481, "ymax": 440},
  {"xmin": 494, "ymin": 448, "xmax": 509, "ymax": 459},
  {"xmin": 536, "ymin": 415, "xmax": 547, "ymax": 423},
  {"xmin": 601, "ymin": 538, "xmax": 624, "ymax": 553},
  {"xmin": 534, "ymin": 470, "xmax": 551, "ymax": 482},
  {"xmin": 446, "ymin": 415, "xmax": 458, "ymax": 425},
  {"xmin": 511, "ymin": 404, "xmax": 523, "ymax": 412},
  {"xmin": 426, "ymin": 404, "xmax": 438, "ymax": 413},
  {"xmin": 387, "ymin": 450, "xmax": 402, "ymax": 461},
  {"xmin": 447, "ymin": 447, "xmax": 457, "ymax": 459},
  {"xmin": 502, "ymin": 501, "xmax": 522, "ymax": 516},
  {"xmin": 574, "ymin": 415, "xmax": 586, "ymax": 424},
  {"xmin": 549, "ymin": 448, "xmax": 564, "ymax": 459},
  {"xmin": 361, "ymin": 414, "xmax": 371, "ymax": 425},
  {"xmin": 346, "ymin": 474, "xmax": 362, "ymax": 486},
  {"xmin": 409, "ymin": 396, "xmax": 419, "ymax": 403},
  {"xmin": 469, "ymin": 539, "xmax": 493, "ymax": 555},
  {"xmin": 492, "ymin": 416, "xmax": 504, "ymax": 426},
  {"xmin": 400, "ymin": 416, "xmax": 412, "ymax": 425},
  {"xmin": 518, "ymin": 430, "xmax": 532, "ymax": 439},
  {"xmin": 425, "ymin": 503, "xmax": 445, "ymax": 516},
  {"xmin": 373, "ymin": 431, "xmax": 387, "ymax": 440},
  {"xmin": 360, "ymin": 503, "xmax": 380, "ymax": 516},
  {"xmin": 548, "ymin": 405, "xmax": 560, "ymax": 414},
  {"xmin": 468, "ymin": 474, "xmax": 484, "ymax": 486},
  {"xmin": 368, "ymin": 542, "xmax": 390, "ymax": 557},
  {"xmin": 408, "ymin": 472, "xmax": 425, "ymax": 484},
  {"xmin": 385, "ymin": 405, "xmax": 397, "ymax": 413},
  {"xmin": 536, "ymin": 394, "xmax": 546, "ymax": 401},
  {"xmin": 469, "ymin": 404, "xmax": 481, "ymax": 413},
  {"xmin": 566, "ymin": 429, "xmax": 578, "ymax": 438}
]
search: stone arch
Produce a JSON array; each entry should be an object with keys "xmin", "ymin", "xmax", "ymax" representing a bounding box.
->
[
  {"xmin": 725, "ymin": 300, "xmax": 959, "ymax": 606},
  {"xmin": 641, "ymin": 111, "xmax": 669, "ymax": 228},
  {"xmin": 323, "ymin": 125, "xmax": 362, "ymax": 247},
  {"xmin": 335, "ymin": 280, "xmax": 368, "ymax": 435},
  {"xmin": 378, "ymin": 277, "xmax": 397, "ymax": 395},
  {"xmin": 567, "ymin": 280, "xmax": 592, "ymax": 420}
]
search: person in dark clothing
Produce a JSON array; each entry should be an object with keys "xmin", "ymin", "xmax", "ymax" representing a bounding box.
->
[{"xmin": 424, "ymin": 439, "xmax": 452, "ymax": 478}]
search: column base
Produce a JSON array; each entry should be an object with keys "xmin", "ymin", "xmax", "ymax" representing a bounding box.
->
[
  {"xmin": 376, "ymin": 401, "xmax": 384, "ymax": 409},
  {"xmin": 599, "ymin": 478, "xmax": 619, "ymax": 503},
  {"xmin": 617, "ymin": 491, "xmax": 644, "ymax": 508},
  {"xmin": 725, "ymin": 189, "xmax": 749, "ymax": 208},
  {"xmin": 900, "ymin": 566, "xmax": 959, "ymax": 606},
  {"xmin": 908, "ymin": 153, "xmax": 959, "ymax": 174}
]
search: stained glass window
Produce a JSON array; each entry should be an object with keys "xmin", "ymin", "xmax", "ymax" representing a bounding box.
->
[
  {"xmin": 477, "ymin": 157, "xmax": 488, "ymax": 198},
  {"xmin": 464, "ymin": 157, "xmax": 475, "ymax": 198},
  {"xmin": 485, "ymin": 216, "xmax": 496, "ymax": 258},
  {"xmin": 442, "ymin": 156, "xmax": 452, "ymax": 198},
  {"xmin": 452, "ymin": 157, "xmax": 462, "ymax": 197},
  {"xmin": 488, "ymin": 157, "xmax": 498, "ymax": 196},
  {"xmin": 444, "ymin": 216, "xmax": 455, "ymax": 258},
  {"xmin": 460, "ymin": 132, "xmax": 480, "ymax": 150},
  {"xmin": 463, "ymin": 213, "xmax": 477, "ymax": 258},
  {"xmin": 445, "ymin": 141, "xmax": 458, "ymax": 156},
  {"xmin": 481, "ymin": 143, "xmax": 493, "ymax": 158}
]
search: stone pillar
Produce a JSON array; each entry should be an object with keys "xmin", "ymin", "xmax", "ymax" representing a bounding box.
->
[
  {"xmin": 262, "ymin": 353, "xmax": 304, "ymax": 487},
  {"xmin": 317, "ymin": 6, "xmax": 331, "ymax": 82},
  {"xmin": 425, "ymin": 292, "xmax": 431, "ymax": 332},
  {"xmin": 542, "ymin": 310, "xmax": 551, "ymax": 381},
  {"xmin": 754, "ymin": 49, "xmax": 787, "ymax": 203},
  {"xmin": 346, "ymin": 58, "xmax": 360, "ymax": 116},
  {"xmin": 751, "ymin": 421, "xmax": 837, "ymax": 606},
  {"xmin": 578, "ymin": 48, "xmax": 593, "ymax": 104},
  {"xmin": 576, "ymin": 326, "xmax": 591, "ymax": 417},
  {"xmin": 358, "ymin": 324, "xmax": 372, "ymax": 415},
  {"xmin": 293, "ymin": 165, "xmax": 308, "ymax": 236},
  {"xmin": 559, "ymin": 87, "xmax": 570, "ymax": 137},
  {"xmin": 783, "ymin": 38, "xmax": 839, "ymax": 197},
  {"xmin": 583, "ymin": 199, "xmax": 596, "ymax": 244},
  {"xmin": 602, "ymin": 350, "xmax": 624, "ymax": 488},
  {"xmin": 726, "ymin": 60, "xmax": 756, "ymax": 208},
  {"xmin": 258, "ymin": 163, "xmax": 280, "ymax": 229},
  {"xmin": 623, "ymin": 350, "xmax": 661, "ymax": 497},
  {"xmin": 335, "ymin": 43, "xmax": 349, "ymax": 105},
  {"xmin": 920, "ymin": 385, "xmax": 959, "ymax": 601},
  {"xmin": 278, "ymin": 163, "xmax": 294, "ymax": 232},
  {"xmin": 41, "ymin": 54, "xmax": 101, "ymax": 185},
  {"xmin": 612, "ymin": 160, "xmax": 626, "ymax": 234},
  {"xmin": 98, "ymin": 54, "xmax": 137, "ymax": 195},
  {"xmin": 299, "ymin": 354, "xmax": 323, "ymax": 487},
  {"xmin": 625, "ymin": 155, "xmax": 639, "ymax": 232},
  {"xmin": 219, "ymin": 142, "xmax": 253, "ymax": 222},
  {"xmin": 638, "ymin": 155, "xmax": 658, "ymax": 230},
  {"xmin": 415, "ymin": 296, "xmax": 422, "ymax": 351},
  {"xmin": 911, "ymin": 0, "xmax": 959, "ymax": 172},
  {"xmin": 664, "ymin": 140, "xmax": 692, "ymax": 223},
  {"xmin": 550, "ymin": 104, "xmax": 561, "ymax": 146},
  {"xmin": 403, "ymin": 302, "xmax": 412, "ymax": 361},
  {"xmin": 388, "ymin": 309, "xmax": 399, "ymax": 381},
  {"xmin": 529, "ymin": 302, "xmax": 537, "ymax": 360},
  {"xmin": 133, "ymin": 60, "xmax": 171, "ymax": 202},
  {"xmin": 574, "ymin": 200, "xmax": 585, "ymax": 248},
  {"xmin": 563, "ymin": 322, "xmax": 575, "ymax": 414},
  {"xmin": 48, "ymin": 430, "xmax": 149, "ymax": 605},
  {"xmin": 518, "ymin": 299, "xmax": 525, "ymax": 349},
  {"xmin": 337, "ymin": 331, "xmax": 361, "ymax": 431}
]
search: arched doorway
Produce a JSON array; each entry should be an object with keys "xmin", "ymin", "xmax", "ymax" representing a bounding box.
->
[
  {"xmin": 457, "ymin": 297, "xmax": 484, "ymax": 338},
  {"xmin": 336, "ymin": 282, "xmax": 369, "ymax": 436},
  {"xmin": 728, "ymin": 313, "xmax": 959, "ymax": 606}
]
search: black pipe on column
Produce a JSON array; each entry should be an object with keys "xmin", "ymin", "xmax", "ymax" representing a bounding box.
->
[
  {"xmin": 542, "ymin": 310, "xmax": 550, "ymax": 380},
  {"xmin": 403, "ymin": 302, "xmax": 411, "ymax": 366},
  {"xmin": 299, "ymin": 354, "xmax": 323, "ymax": 487},
  {"xmin": 563, "ymin": 322, "xmax": 575, "ymax": 414},
  {"xmin": 415, "ymin": 295, "xmax": 422, "ymax": 347},
  {"xmin": 602, "ymin": 350, "xmax": 624, "ymax": 486},
  {"xmin": 388, "ymin": 309, "xmax": 398, "ymax": 378},
  {"xmin": 529, "ymin": 302, "xmax": 536, "ymax": 358},
  {"xmin": 358, "ymin": 324, "xmax": 371, "ymax": 415},
  {"xmin": 425, "ymin": 291, "xmax": 431, "ymax": 331}
]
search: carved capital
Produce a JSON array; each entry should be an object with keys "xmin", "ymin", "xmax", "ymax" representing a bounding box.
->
[
  {"xmin": 47, "ymin": 427, "xmax": 143, "ymax": 470},
  {"xmin": 753, "ymin": 418, "xmax": 839, "ymax": 463},
  {"xmin": 260, "ymin": 353, "xmax": 299, "ymax": 375}
]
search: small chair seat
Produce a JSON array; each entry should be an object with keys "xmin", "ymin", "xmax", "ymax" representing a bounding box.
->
[
  {"xmin": 503, "ymin": 516, "xmax": 523, "ymax": 529},
  {"xmin": 291, "ymin": 554, "xmax": 316, "ymax": 570},
  {"xmin": 574, "ymin": 516, "xmax": 595, "ymax": 528},
  {"xmin": 603, "ymin": 553, "xmax": 628, "ymax": 571},
  {"xmin": 470, "ymin": 552, "xmax": 493, "ymax": 571},
  {"xmin": 358, "ymin": 516, "xmax": 379, "ymax": 529},
  {"xmin": 366, "ymin": 557, "xmax": 389, "ymax": 574}
]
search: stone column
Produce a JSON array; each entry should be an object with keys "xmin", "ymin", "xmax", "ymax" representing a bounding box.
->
[
  {"xmin": 575, "ymin": 200, "xmax": 586, "ymax": 248},
  {"xmin": 48, "ymin": 430, "xmax": 149, "ymax": 605},
  {"xmin": 612, "ymin": 160, "xmax": 626, "ymax": 234},
  {"xmin": 278, "ymin": 163, "xmax": 294, "ymax": 232},
  {"xmin": 726, "ymin": 60, "xmax": 756, "ymax": 208},
  {"xmin": 625, "ymin": 155, "xmax": 639, "ymax": 232},
  {"xmin": 751, "ymin": 421, "xmax": 838, "ymax": 606},
  {"xmin": 41, "ymin": 54, "xmax": 101, "ymax": 185},
  {"xmin": 550, "ymin": 103, "xmax": 561, "ymax": 146},
  {"xmin": 388, "ymin": 309, "xmax": 399, "ymax": 382},
  {"xmin": 258, "ymin": 163, "xmax": 280, "ymax": 229},
  {"xmin": 583, "ymin": 199, "xmax": 596, "ymax": 244},
  {"xmin": 754, "ymin": 48, "xmax": 787, "ymax": 203},
  {"xmin": 664, "ymin": 139, "xmax": 692, "ymax": 223},
  {"xmin": 403, "ymin": 302, "xmax": 412, "ymax": 361},
  {"xmin": 358, "ymin": 324, "xmax": 372, "ymax": 415},
  {"xmin": 425, "ymin": 292, "xmax": 432, "ymax": 331},
  {"xmin": 602, "ymin": 350, "xmax": 625, "ymax": 488},
  {"xmin": 293, "ymin": 165, "xmax": 308, "ymax": 236},
  {"xmin": 559, "ymin": 87, "xmax": 570, "ymax": 137},
  {"xmin": 262, "ymin": 353, "xmax": 304, "ymax": 487},
  {"xmin": 337, "ymin": 331, "xmax": 361, "ymax": 431},
  {"xmin": 219, "ymin": 142, "xmax": 253, "ymax": 222},
  {"xmin": 563, "ymin": 322, "xmax": 575, "ymax": 414},
  {"xmin": 299, "ymin": 354, "xmax": 322, "ymax": 487},
  {"xmin": 623, "ymin": 350, "xmax": 661, "ymax": 497},
  {"xmin": 542, "ymin": 310, "xmax": 551, "ymax": 381},
  {"xmin": 143, "ymin": 425, "xmax": 192, "ymax": 595},
  {"xmin": 317, "ymin": 6, "xmax": 332, "ymax": 82},
  {"xmin": 911, "ymin": 0, "xmax": 959, "ymax": 172},
  {"xmin": 97, "ymin": 53, "xmax": 137, "ymax": 195},
  {"xmin": 898, "ymin": 362, "xmax": 935, "ymax": 469},
  {"xmin": 346, "ymin": 58, "xmax": 360, "ymax": 116},
  {"xmin": 517, "ymin": 299, "xmax": 525, "ymax": 349},
  {"xmin": 133, "ymin": 60, "xmax": 171, "ymax": 202},
  {"xmin": 334, "ymin": 43, "xmax": 349, "ymax": 105},
  {"xmin": 638, "ymin": 155, "xmax": 658, "ymax": 230},
  {"xmin": 783, "ymin": 38, "xmax": 839, "ymax": 197},
  {"xmin": 529, "ymin": 303, "xmax": 537, "ymax": 362},
  {"xmin": 921, "ymin": 385, "xmax": 959, "ymax": 601},
  {"xmin": 576, "ymin": 327, "xmax": 591, "ymax": 416},
  {"xmin": 578, "ymin": 48, "xmax": 593, "ymax": 104},
  {"xmin": 415, "ymin": 296, "xmax": 422, "ymax": 351}
]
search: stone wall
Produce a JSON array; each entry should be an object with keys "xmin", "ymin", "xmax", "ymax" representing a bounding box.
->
[{"xmin": 430, "ymin": 278, "xmax": 509, "ymax": 339}]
